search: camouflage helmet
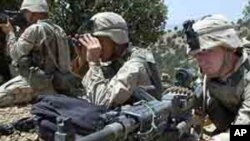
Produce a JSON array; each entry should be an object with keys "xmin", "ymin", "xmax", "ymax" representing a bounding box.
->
[
  {"xmin": 90, "ymin": 12, "xmax": 129, "ymax": 44},
  {"xmin": 20, "ymin": 0, "xmax": 49, "ymax": 13},
  {"xmin": 185, "ymin": 14, "xmax": 242, "ymax": 55}
]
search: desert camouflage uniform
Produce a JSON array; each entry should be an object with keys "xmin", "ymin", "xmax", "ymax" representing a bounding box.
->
[
  {"xmin": 202, "ymin": 51, "xmax": 250, "ymax": 141},
  {"xmin": 81, "ymin": 12, "xmax": 161, "ymax": 108},
  {"xmin": 186, "ymin": 15, "xmax": 250, "ymax": 141},
  {"xmin": 0, "ymin": 19, "xmax": 71, "ymax": 107},
  {"xmin": 82, "ymin": 47, "xmax": 161, "ymax": 107}
]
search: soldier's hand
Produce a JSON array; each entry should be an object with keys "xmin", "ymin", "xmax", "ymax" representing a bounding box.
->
[
  {"xmin": 75, "ymin": 47, "xmax": 87, "ymax": 66},
  {"xmin": 0, "ymin": 20, "xmax": 14, "ymax": 34},
  {"xmin": 79, "ymin": 33, "xmax": 101, "ymax": 63},
  {"xmin": 73, "ymin": 34, "xmax": 87, "ymax": 63}
]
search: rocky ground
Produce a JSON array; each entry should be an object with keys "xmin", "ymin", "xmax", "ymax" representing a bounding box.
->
[{"xmin": 0, "ymin": 105, "xmax": 40, "ymax": 141}]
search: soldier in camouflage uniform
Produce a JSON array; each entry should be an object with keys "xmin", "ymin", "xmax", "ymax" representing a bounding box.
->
[
  {"xmin": 184, "ymin": 15, "xmax": 250, "ymax": 141},
  {"xmin": 77, "ymin": 12, "xmax": 162, "ymax": 108},
  {"xmin": 0, "ymin": 0, "xmax": 73, "ymax": 107}
]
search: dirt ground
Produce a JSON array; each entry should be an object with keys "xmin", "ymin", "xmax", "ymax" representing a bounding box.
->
[{"xmin": 0, "ymin": 105, "xmax": 40, "ymax": 141}]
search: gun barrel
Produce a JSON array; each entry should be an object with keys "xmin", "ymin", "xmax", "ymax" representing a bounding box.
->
[
  {"xmin": 77, "ymin": 122, "xmax": 124, "ymax": 141},
  {"xmin": 75, "ymin": 89, "xmax": 196, "ymax": 141},
  {"xmin": 77, "ymin": 100, "xmax": 173, "ymax": 141}
]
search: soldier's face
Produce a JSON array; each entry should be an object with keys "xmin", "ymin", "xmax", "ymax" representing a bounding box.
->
[
  {"xmin": 97, "ymin": 36, "xmax": 116, "ymax": 62},
  {"xmin": 23, "ymin": 10, "xmax": 33, "ymax": 24},
  {"xmin": 193, "ymin": 46, "xmax": 226, "ymax": 78}
]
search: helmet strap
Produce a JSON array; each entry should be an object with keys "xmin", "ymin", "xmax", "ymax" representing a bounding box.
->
[
  {"xmin": 217, "ymin": 50, "xmax": 238, "ymax": 79},
  {"xmin": 112, "ymin": 43, "xmax": 128, "ymax": 59}
]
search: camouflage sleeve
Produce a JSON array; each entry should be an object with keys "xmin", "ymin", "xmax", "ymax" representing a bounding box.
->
[
  {"xmin": 233, "ymin": 82, "xmax": 250, "ymax": 125},
  {"xmin": 6, "ymin": 24, "xmax": 41, "ymax": 62},
  {"xmin": 82, "ymin": 60, "xmax": 151, "ymax": 107},
  {"xmin": 5, "ymin": 31, "xmax": 17, "ymax": 55}
]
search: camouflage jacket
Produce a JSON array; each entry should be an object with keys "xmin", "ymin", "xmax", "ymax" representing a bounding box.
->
[
  {"xmin": 6, "ymin": 19, "xmax": 71, "ymax": 74},
  {"xmin": 203, "ymin": 50, "xmax": 250, "ymax": 141},
  {"xmin": 82, "ymin": 47, "xmax": 162, "ymax": 108}
]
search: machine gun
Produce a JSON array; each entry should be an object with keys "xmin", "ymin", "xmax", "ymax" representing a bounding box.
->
[
  {"xmin": 0, "ymin": 9, "xmax": 28, "ymax": 29},
  {"xmin": 54, "ymin": 85, "xmax": 202, "ymax": 141},
  {"xmin": 0, "ymin": 86, "xmax": 201, "ymax": 141},
  {"xmin": 0, "ymin": 68, "xmax": 203, "ymax": 141},
  {"xmin": 175, "ymin": 68, "xmax": 196, "ymax": 88}
]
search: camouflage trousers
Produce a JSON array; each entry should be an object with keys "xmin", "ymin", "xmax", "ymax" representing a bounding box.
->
[{"xmin": 0, "ymin": 75, "xmax": 55, "ymax": 108}]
